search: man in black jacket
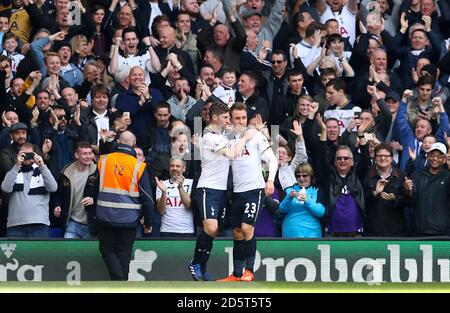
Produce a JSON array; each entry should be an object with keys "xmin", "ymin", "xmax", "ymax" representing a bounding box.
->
[
  {"xmin": 314, "ymin": 114, "xmax": 372, "ymax": 237},
  {"xmin": 404, "ymin": 142, "xmax": 450, "ymax": 236},
  {"xmin": 196, "ymin": 3, "xmax": 246, "ymax": 73},
  {"xmin": 235, "ymin": 71, "xmax": 269, "ymax": 122},
  {"xmin": 53, "ymin": 141, "xmax": 98, "ymax": 238}
]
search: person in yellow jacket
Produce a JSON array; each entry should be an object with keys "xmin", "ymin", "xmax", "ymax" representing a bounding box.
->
[{"xmin": 96, "ymin": 131, "xmax": 154, "ymax": 281}]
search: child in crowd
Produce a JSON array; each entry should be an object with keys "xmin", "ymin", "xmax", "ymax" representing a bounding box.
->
[
  {"xmin": 1, "ymin": 32, "xmax": 24, "ymax": 77},
  {"xmin": 212, "ymin": 69, "xmax": 236, "ymax": 107}
]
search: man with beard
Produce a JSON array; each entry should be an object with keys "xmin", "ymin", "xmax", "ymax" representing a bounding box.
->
[
  {"xmin": 198, "ymin": 64, "xmax": 216, "ymax": 91},
  {"xmin": 180, "ymin": 0, "xmax": 209, "ymax": 34},
  {"xmin": 41, "ymin": 105, "xmax": 83, "ymax": 177},
  {"xmin": 167, "ymin": 78, "xmax": 197, "ymax": 122}
]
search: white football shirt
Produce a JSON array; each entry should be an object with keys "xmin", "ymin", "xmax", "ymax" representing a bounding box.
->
[
  {"xmin": 320, "ymin": 5, "xmax": 356, "ymax": 46},
  {"xmin": 196, "ymin": 129, "xmax": 230, "ymax": 190},
  {"xmin": 324, "ymin": 105, "xmax": 362, "ymax": 136},
  {"xmin": 117, "ymin": 52, "xmax": 154, "ymax": 85},
  {"xmin": 230, "ymin": 132, "xmax": 271, "ymax": 193},
  {"xmin": 156, "ymin": 178, "xmax": 194, "ymax": 234}
]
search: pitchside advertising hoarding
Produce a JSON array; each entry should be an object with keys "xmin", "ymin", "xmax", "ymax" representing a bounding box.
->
[{"xmin": 0, "ymin": 239, "xmax": 450, "ymax": 282}]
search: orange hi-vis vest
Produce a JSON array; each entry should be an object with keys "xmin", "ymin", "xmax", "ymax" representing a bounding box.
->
[{"xmin": 96, "ymin": 152, "xmax": 146, "ymax": 223}]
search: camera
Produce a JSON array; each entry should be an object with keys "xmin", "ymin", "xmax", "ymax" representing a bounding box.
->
[{"xmin": 23, "ymin": 152, "xmax": 34, "ymax": 161}]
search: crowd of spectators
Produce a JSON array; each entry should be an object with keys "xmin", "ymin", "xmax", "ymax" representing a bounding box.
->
[{"xmin": 0, "ymin": 0, "xmax": 450, "ymax": 239}]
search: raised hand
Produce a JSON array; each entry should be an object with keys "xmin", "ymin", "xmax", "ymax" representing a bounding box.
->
[
  {"xmin": 2, "ymin": 111, "xmax": 10, "ymax": 128},
  {"xmin": 73, "ymin": 103, "xmax": 81, "ymax": 126},
  {"xmin": 290, "ymin": 43, "xmax": 298, "ymax": 59},
  {"xmin": 290, "ymin": 120, "xmax": 303, "ymax": 138},
  {"xmin": 400, "ymin": 12, "xmax": 409, "ymax": 33},
  {"xmin": 402, "ymin": 89, "xmax": 413, "ymax": 101},
  {"xmin": 316, "ymin": 113, "xmax": 326, "ymax": 131},
  {"xmin": 155, "ymin": 177, "xmax": 167, "ymax": 193},
  {"xmin": 422, "ymin": 15, "xmax": 432, "ymax": 32},
  {"xmin": 390, "ymin": 141, "xmax": 403, "ymax": 151},
  {"xmin": 33, "ymin": 153, "xmax": 45, "ymax": 168},
  {"xmin": 358, "ymin": 116, "xmax": 372, "ymax": 134},
  {"xmin": 175, "ymin": 175, "xmax": 185, "ymax": 189},
  {"xmin": 313, "ymin": 30, "xmax": 322, "ymax": 48},
  {"xmin": 367, "ymin": 84, "xmax": 377, "ymax": 96},
  {"xmin": 16, "ymin": 151, "xmax": 25, "ymax": 166},
  {"xmin": 42, "ymin": 138, "xmax": 52, "ymax": 154},
  {"xmin": 149, "ymin": 36, "xmax": 160, "ymax": 47},
  {"xmin": 359, "ymin": 20, "xmax": 367, "ymax": 34},
  {"xmin": 308, "ymin": 102, "xmax": 319, "ymax": 119},
  {"xmin": 408, "ymin": 147, "xmax": 417, "ymax": 161},
  {"xmin": 99, "ymin": 128, "xmax": 116, "ymax": 143},
  {"xmin": 49, "ymin": 31, "xmax": 66, "ymax": 42},
  {"xmin": 404, "ymin": 177, "xmax": 413, "ymax": 191},
  {"xmin": 49, "ymin": 108, "xmax": 59, "ymax": 130},
  {"xmin": 30, "ymin": 106, "xmax": 40, "ymax": 125},
  {"xmin": 375, "ymin": 179, "xmax": 387, "ymax": 195},
  {"xmin": 252, "ymin": 114, "xmax": 266, "ymax": 131}
]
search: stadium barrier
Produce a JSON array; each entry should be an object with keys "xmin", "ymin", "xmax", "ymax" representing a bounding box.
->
[{"xmin": 0, "ymin": 239, "xmax": 450, "ymax": 282}]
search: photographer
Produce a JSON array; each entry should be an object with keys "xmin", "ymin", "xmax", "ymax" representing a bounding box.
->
[{"xmin": 1, "ymin": 142, "xmax": 57, "ymax": 238}]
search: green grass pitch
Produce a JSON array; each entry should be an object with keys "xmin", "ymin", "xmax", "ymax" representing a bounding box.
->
[{"xmin": 1, "ymin": 281, "xmax": 450, "ymax": 292}]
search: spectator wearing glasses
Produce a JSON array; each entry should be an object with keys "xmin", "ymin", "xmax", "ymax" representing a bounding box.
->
[
  {"xmin": 363, "ymin": 143, "xmax": 406, "ymax": 237},
  {"xmin": 279, "ymin": 163, "xmax": 326, "ymax": 238},
  {"xmin": 314, "ymin": 114, "xmax": 371, "ymax": 237},
  {"xmin": 41, "ymin": 105, "xmax": 83, "ymax": 178}
]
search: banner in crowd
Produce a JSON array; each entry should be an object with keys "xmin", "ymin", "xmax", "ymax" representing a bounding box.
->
[{"xmin": 0, "ymin": 239, "xmax": 450, "ymax": 282}]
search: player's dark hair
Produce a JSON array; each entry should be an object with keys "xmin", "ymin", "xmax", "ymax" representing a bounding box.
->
[
  {"xmin": 209, "ymin": 102, "xmax": 229, "ymax": 120},
  {"xmin": 229, "ymin": 102, "xmax": 247, "ymax": 117}
]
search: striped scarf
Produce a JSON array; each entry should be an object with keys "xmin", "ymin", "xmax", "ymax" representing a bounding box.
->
[{"xmin": 13, "ymin": 164, "xmax": 47, "ymax": 195}]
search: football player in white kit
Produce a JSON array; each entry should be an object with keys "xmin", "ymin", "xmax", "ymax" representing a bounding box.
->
[
  {"xmin": 189, "ymin": 102, "xmax": 257, "ymax": 281},
  {"xmin": 217, "ymin": 102, "xmax": 278, "ymax": 282}
]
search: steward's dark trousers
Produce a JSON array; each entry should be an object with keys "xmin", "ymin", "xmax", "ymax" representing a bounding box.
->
[{"xmin": 98, "ymin": 223, "xmax": 136, "ymax": 281}]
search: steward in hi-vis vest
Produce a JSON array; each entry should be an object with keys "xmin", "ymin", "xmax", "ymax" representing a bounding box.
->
[
  {"xmin": 97, "ymin": 144, "xmax": 153, "ymax": 227},
  {"xmin": 96, "ymin": 130, "xmax": 154, "ymax": 281}
]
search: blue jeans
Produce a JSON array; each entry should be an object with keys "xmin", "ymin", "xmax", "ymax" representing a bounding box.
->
[
  {"xmin": 7, "ymin": 224, "xmax": 49, "ymax": 238},
  {"xmin": 64, "ymin": 219, "xmax": 91, "ymax": 239}
]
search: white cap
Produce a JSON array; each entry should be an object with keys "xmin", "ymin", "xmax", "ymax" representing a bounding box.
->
[{"xmin": 429, "ymin": 142, "xmax": 447, "ymax": 155}]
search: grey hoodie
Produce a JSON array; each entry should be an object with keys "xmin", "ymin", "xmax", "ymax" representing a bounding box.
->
[{"xmin": 1, "ymin": 164, "xmax": 58, "ymax": 228}]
